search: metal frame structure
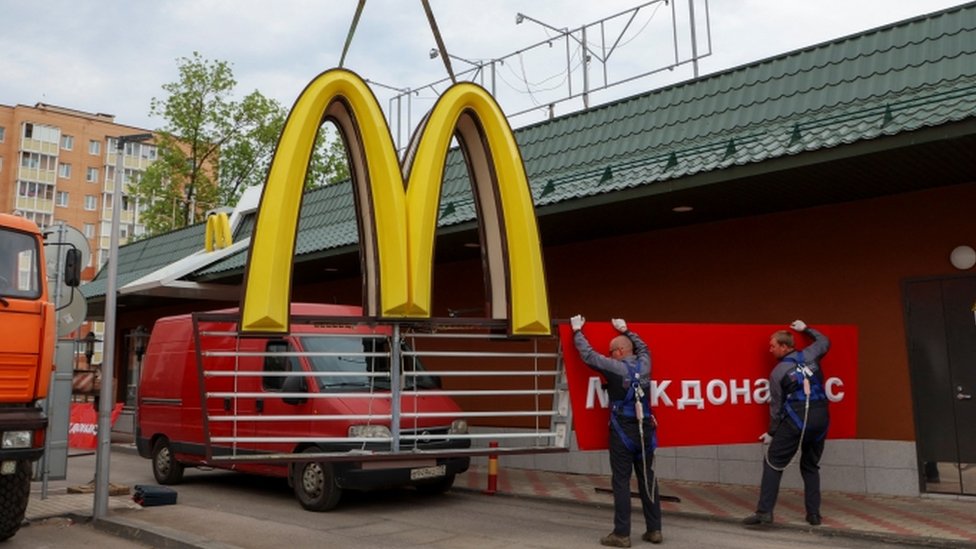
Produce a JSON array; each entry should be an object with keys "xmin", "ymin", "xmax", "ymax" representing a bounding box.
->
[
  {"xmin": 190, "ymin": 312, "xmax": 571, "ymax": 464},
  {"xmin": 388, "ymin": 0, "xmax": 712, "ymax": 150}
]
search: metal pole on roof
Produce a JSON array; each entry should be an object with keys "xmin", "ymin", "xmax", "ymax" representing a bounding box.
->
[
  {"xmin": 688, "ymin": 0, "xmax": 699, "ymax": 78},
  {"xmin": 94, "ymin": 132, "xmax": 152, "ymax": 519},
  {"xmin": 582, "ymin": 25, "xmax": 589, "ymax": 109}
]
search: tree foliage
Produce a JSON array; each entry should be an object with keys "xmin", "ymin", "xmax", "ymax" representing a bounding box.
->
[{"xmin": 135, "ymin": 52, "xmax": 349, "ymax": 236}]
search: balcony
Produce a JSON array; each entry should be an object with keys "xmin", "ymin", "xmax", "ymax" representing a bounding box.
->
[
  {"xmin": 18, "ymin": 167, "xmax": 57, "ymax": 185},
  {"xmin": 21, "ymin": 138, "xmax": 59, "ymax": 156},
  {"xmin": 15, "ymin": 196, "xmax": 55, "ymax": 214}
]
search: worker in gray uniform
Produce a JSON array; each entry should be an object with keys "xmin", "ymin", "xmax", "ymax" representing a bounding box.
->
[
  {"xmin": 743, "ymin": 320, "xmax": 831, "ymax": 527},
  {"xmin": 572, "ymin": 315, "xmax": 662, "ymax": 547}
]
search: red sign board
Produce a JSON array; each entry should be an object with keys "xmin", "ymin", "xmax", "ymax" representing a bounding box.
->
[
  {"xmin": 560, "ymin": 322, "xmax": 858, "ymax": 450},
  {"xmin": 68, "ymin": 402, "xmax": 124, "ymax": 450}
]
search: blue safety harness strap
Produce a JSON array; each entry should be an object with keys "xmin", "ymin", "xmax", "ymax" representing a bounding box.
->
[
  {"xmin": 609, "ymin": 359, "xmax": 656, "ymax": 456},
  {"xmin": 782, "ymin": 351, "xmax": 828, "ymax": 430}
]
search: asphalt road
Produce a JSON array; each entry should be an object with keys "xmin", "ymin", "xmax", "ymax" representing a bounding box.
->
[{"xmin": 11, "ymin": 448, "xmax": 924, "ymax": 549}]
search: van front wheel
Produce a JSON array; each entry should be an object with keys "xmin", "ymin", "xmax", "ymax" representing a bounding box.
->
[
  {"xmin": 292, "ymin": 448, "xmax": 341, "ymax": 511},
  {"xmin": 152, "ymin": 438, "xmax": 184, "ymax": 485}
]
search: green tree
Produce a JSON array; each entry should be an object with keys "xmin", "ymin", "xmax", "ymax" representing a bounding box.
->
[{"xmin": 135, "ymin": 52, "xmax": 349, "ymax": 235}]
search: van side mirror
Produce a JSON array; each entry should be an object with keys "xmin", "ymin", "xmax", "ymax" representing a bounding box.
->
[
  {"xmin": 281, "ymin": 375, "xmax": 308, "ymax": 406},
  {"xmin": 63, "ymin": 248, "xmax": 81, "ymax": 287}
]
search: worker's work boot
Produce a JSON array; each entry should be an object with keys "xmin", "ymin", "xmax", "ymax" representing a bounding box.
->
[
  {"xmin": 642, "ymin": 530, "xmax": 663, "ymax": 543},
  {"xmin": 742, "ymin": 512, "xmax": 773, "ymax": 525},
  {"xmin": 600, "ymin": 532, "xmax": 632, "ymax": 547}
]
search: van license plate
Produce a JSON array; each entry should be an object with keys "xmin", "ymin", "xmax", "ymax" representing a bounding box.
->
[{"xmin": 410, "ymin": 465, "xmax": 446, "ymax": 480}]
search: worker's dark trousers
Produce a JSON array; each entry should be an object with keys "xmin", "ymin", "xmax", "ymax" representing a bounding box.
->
[
  {"xmin": 609, "ymin": 418, "xmax": 661, "ymax": 536},
  {"xmin": 758, "ymin": 421, "xmax": 826, "ymax": 516}
]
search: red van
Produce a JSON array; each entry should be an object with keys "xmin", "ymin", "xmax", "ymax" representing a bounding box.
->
[{"xmin": 136, "ymin": 303, "xmax": 471, "ymax": 511}]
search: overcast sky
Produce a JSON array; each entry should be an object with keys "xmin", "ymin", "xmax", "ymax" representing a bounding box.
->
[{"xmin": 1, "ymin": 0, "xmax": 968, "ymax": 141}]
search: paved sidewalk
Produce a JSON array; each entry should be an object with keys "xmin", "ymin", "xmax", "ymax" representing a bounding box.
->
[
  {"xmin": 455, "ymin": 465, "xmax": 976, "ymax": 548},
  {"xmin": 23, "ymin": 450, "xmax": 976, "ymax": 548}
]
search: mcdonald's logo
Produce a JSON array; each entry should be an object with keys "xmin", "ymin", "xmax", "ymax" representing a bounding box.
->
[
  {"xmin": 205, "ymin": 212, "xmax": 233, "ymax": 252},
  {"xmin": 240, "ymin": 69, "xmax": 550, "ymax": 336}
]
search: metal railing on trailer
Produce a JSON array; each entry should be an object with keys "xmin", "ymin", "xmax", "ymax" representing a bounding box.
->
[{"xmin": 191, "ymin": 311, "xmax": 571, "ymax": 464}]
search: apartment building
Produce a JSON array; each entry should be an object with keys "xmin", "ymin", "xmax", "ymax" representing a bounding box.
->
[{"xmin": 0, "ymin": 102, "xmax": 156, "ymax": 281}]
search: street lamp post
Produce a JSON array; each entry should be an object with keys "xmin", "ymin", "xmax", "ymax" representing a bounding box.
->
[
  {"xmin": 127, "ymin": 325, "xmax": 149, "ymax": 441},
  {"xmin": 94, "ymin": 132, "xmax": 153, "ymax": 518}
]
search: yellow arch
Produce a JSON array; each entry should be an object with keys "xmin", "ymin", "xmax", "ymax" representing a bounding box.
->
[
  {"xmin": 404, "ymin": 83, "xmax": 549, "ymax": 335},
  {"xmin": 241, "ymin": 69, "xmax": 549, "ymax": 336},
  {"xmin": 241, "ymin": 70, "xmax": 407, "ymax": 332},
  {"xmin": 205, "ymin": 212, "xmax": 233, "ymax": 252}
]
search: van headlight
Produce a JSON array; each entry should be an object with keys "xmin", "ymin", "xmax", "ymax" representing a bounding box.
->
[
  {"xmin": 348, "ymin": 425, "xmax": 391, "ymax": 438},
  {"xmin": 2, "ymin": 431, "xmax": 32, "ymax": 449},
  {"xmin": 449, "ymin": 419, "xmax": 468, "ymax": 434}
]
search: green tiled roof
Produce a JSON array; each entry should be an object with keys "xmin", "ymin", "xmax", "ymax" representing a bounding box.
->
[
  {"xmin": 81, "ymin": 222, "xmax": 210, "ymax": 299},
  {"xmin": 493, "ymin": 1, "xmax": 976, "ymax": 210},
  {"xmin": 100, "ymin": 2, "xmax": 976, "ymax": 284}
]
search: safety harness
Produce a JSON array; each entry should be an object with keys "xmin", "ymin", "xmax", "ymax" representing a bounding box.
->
[
  {"xmin": 609, "ymin": 358, "xmax": 658, "ymax": 500},
  {"xmin": 763, "ymin": 351, "xmax": 826, "ymax": 472},
  {"xmin": 782, "ymin": 351, "xmax": 827, "ymax": 433}
]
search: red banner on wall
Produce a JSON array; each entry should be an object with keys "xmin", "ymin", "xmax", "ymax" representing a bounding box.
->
[
  {"xmin": 68, "ymin": 402, "xmax": 124, "ymax": 450},
  {"xmin": 560, "ymin": 322, "xmax": 858, "ymax": 450}
]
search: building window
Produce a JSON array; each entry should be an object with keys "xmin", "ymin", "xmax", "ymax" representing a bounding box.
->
[
  {"xmin": 17, "ymin": 181, "xmax": 53, "ymax": 201},
  {"xmin": 139, "ymin": 144, "xmax": 158, "ymax": 160},
  {"xmin": 61, "ymin": 135, "xmax": 74, "ymax": 150},
  {"xmin": 22, "ymin": 211, "xmax": 52, "ymax": 228},
  {"xmin": 88, "ymin": 140, "xmax": 101, "ymax": 155},
  {"xmin": 0, "ymin": 126, "xmax": 5, "ymax": 143},
  {"xmin": 86, "ymin": 167, "xmax": 98, "ymax": 182},
  {"xmin": 56, "ymin": 191, "xmax": 69, "ymax": 207},
  {"xmin": 58, "ymin": 163, "xmax": 71, "ymax": 178},
  {"xmin": 20, "ymin": 152, "xmax": 56, "ymax": 171},
  {"xmin": 23, "ymin": 123, "xmax": 59, "ymax": 144},
  {"xmin": 84, "ymin": 223, "xmax": 95, "ymax": 238},
  {"xmin": 84, "ymin": 195, "xmax": 97, "ymax": 211}
]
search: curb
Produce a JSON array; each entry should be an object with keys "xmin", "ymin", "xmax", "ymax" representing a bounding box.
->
[{"xmin": 93, "ymin": 513, "xmax": 242, "ymax": 549}]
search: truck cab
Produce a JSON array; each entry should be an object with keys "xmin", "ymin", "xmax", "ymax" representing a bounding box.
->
[{"xmin": 0, "ymin": 214, "xmax": 56, "ymax": 540}]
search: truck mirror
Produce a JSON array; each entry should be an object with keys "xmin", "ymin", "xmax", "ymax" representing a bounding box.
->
[
  {"xmin": 63, "ymin": 248, "xmax": 82, "ymax": 287},
  {"xmin": 281, "ymin": 375, "xmax": 308, "ymax": 406}
]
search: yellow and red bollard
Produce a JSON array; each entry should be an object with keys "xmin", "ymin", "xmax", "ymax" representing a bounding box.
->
[{"xmin": 484, "ymin": 441, "xmax": 498, "ymax": 495}]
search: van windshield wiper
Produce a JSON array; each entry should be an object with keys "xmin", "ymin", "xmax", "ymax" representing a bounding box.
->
[
  {"xmin": 0, "ymin": 295, "xmax": 8, "ymax": 307},
  {"xmin": 323, "ymin": 382, "xmax": 369, "ymax": 389}
]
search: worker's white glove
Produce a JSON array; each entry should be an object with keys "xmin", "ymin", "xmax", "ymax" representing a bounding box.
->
[
  {"xmin": 790, "ymin": 319, "xmax": 808, "ymax": 332},
  {"xmin": 570, "ymin": 315, "xmax": 585, "ymax": 332},
  {"xmin": 759, "ymin": 432, "xmax": 773, "ymax": 445},
  {"xmin": 611, "ymin": 318, "xmax": 628, "ymax": 333}
]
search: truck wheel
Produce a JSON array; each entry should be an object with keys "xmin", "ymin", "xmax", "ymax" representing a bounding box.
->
[
  {"xmin": 292, "ymin": 448, "xmax": 341, "ymax": 511},
  {"xmin": 152, "ymin": 438, "xmax": 184, "ymax": 484},
  {"xmin": 0, "ymin": 460, "xmax": 31, "ymax": 541},
  {"xmin": 415, "ymin": 473, "xmax": 456, "ymax": 495}
]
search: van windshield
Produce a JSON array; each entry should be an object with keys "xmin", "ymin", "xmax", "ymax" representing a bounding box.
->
[{"xmin": 299, "ymin": 336, "xmax": 439, "ymax": 391}]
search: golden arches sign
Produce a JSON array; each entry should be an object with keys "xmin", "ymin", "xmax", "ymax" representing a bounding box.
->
[
  {"xmin": 204, "ymin": 212, "xmax": 232, "ymax": 252},
  {"xmin": 240, "ymin": 69, "xmax": 550, "ymax": 336}
]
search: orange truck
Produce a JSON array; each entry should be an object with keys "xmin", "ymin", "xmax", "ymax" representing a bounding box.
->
[{"xmin": 0, "ymin": 213, "xmax": 78, "ymax": 540}]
